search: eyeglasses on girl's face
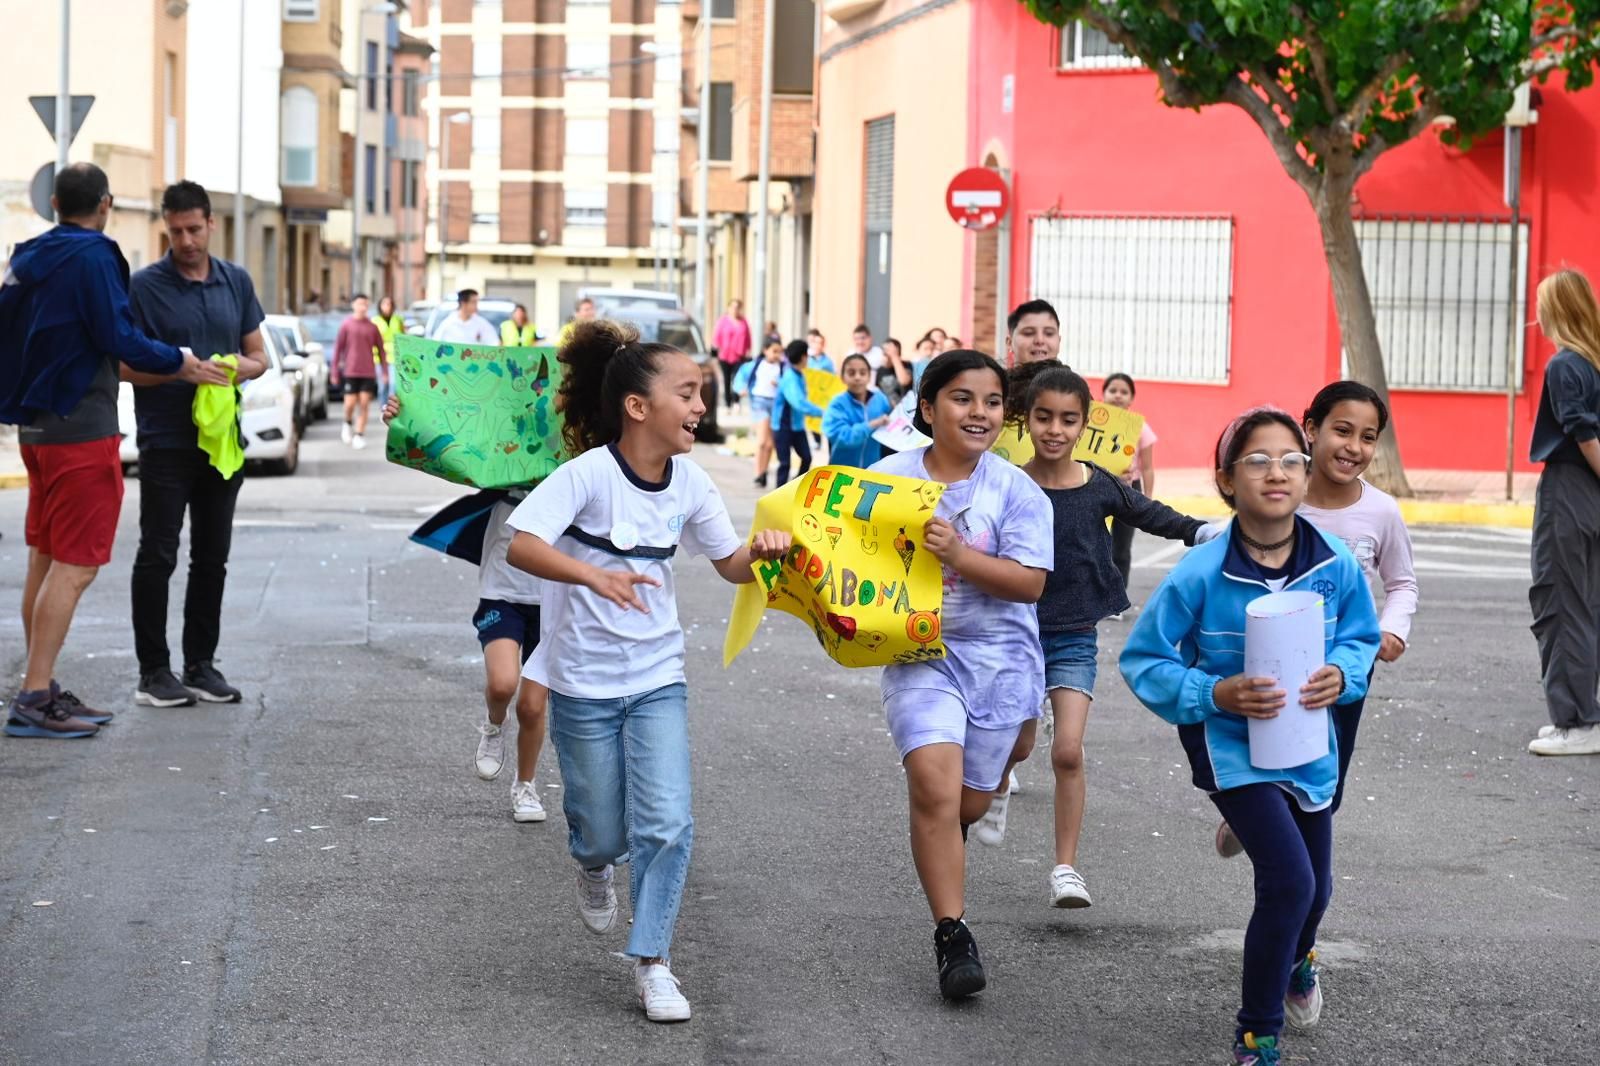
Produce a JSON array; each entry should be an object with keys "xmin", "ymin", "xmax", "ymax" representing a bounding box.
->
[{"xmin": 1232, "ymin": 452, "xmax": 1313, "ymax": 478}]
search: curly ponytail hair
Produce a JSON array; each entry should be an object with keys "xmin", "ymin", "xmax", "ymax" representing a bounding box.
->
[{"xmin": 557, "ymin": 318, "xmax": 680, "ymax": 454}]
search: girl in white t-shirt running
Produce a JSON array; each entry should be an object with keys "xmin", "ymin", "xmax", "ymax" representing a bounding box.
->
[{"xmin": 505, "ymin": 319, "xmax": 790, "ymax": 1024}]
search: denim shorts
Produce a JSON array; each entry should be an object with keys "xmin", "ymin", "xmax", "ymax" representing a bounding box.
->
[
  {"xmin": 1042, "ymin": 628, "xmax": 1098, "ymax": 699},
  {"xmin": 750, "ymin": 394, "xmax": 774, "ymax": 415},
  {"xmin": 884, "ymin": 688, "xmax": 1025, "ymax": 792}
]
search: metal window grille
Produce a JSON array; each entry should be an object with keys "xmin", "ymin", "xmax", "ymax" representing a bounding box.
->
[
  {"xmin": 1059, "ymin": 22, "xmax": 1140, "ymax": 70},
  {"xmin": 1353, "ymin": 215, "xmax": 1530, "ymax": 392},
  {"xmin": 864, "ymin": 116, "xmax": 894, "ymax": 228},
  {"xmin": 1030, "ymin": 214, "xmax": 1234, "ymax": 383}
]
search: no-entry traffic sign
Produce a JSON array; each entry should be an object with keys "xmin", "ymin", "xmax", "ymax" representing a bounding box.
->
[{"xmin": 946, "ymin": 167, "xmax": 1010, "ymax": 231}]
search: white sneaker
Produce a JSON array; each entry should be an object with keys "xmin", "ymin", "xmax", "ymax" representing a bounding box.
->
[
  {"xmin": 1050, "ymin": 863, "xmax": 1093, "ymax": 908},
  {"xmin": 1537, "ymin": 724, "xmax": 1558, "ymax": 739},
  {"xmin": 1008, "ymin": 769, "xmax": 1022, "ymax": 796},
  {"xmin": 1528, "ymin": 724, "xmax": 1600, "ymax": 756},
  {"xmin": 351, "ymin": 433, "xmax": 367, "ymax": 450},
  {"xmin": 972, "ymin": 792, "xmax": 1010, "ymax": 847},
  {"xmin": 341, "ymin": 422, "xmax": 353, "ymax": 445},
  {"xmin": 474, "ymin": 721, "xmax": 505, "ymax": 780},
  {"xmin": 636, "ymin": 963, "xmax": 691, "ymax": 1022},
  {"xmin": 576, "ymin": 864, "xmax": 618, "ymax": 934},
  {"xmin": 510, "ymin": 779, "xmax": 547, "ymax": 822}
]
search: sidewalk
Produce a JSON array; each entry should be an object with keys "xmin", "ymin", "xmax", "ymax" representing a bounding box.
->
[
  {"xmin": 0, "ymin": 426, "xmax": 23, "ymax": 490},
  {"xmin": 713, "ymin": 405, "xmax": 1538, "ymax": 528}
]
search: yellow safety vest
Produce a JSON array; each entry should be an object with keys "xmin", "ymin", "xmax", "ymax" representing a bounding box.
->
[
  {"xmin": 374, "ymin": 314, "xmax": 406, "ymax": 364},
  {"xmin": 500, "ymin": 320, "xmax": 537, "ymax": 347}
]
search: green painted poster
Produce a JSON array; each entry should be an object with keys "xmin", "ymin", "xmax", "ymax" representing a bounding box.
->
[{"xmin": 384, "ymin": 335, "xmax": 566, "ymax": 489}]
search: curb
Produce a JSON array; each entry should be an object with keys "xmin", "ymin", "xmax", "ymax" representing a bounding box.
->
[{"xmin": 1158, "ymin": 494, "xmax": 1534, "ymax": 530}]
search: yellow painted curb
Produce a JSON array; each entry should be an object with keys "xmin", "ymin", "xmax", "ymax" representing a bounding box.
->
[
  {"xmin": 1158, "ymin": 494, "xmax": 1534, "ymax": 530},
  {"xmin": 0, "ymin": 473, "xmax": 28, "ymax": 490}
]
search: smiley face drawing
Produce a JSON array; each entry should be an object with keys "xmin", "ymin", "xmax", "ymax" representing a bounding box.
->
[
  {"xmin": 916, "ymin": 483, "xmax": 943, "ymax": 511},
  {"xmin": 855, "ymin": 630, "xmax": 887, "ymax": 651},
  {"xmin": 1089, "ymin": 404, "xmax": 1110, "ymax": 427},
  {"xmin": 800, "ymin": 514, "xmax": 823, "ymax": 543},
  {"xmin": 859, "ymin": 523, "xmax": 880, "ymax": 555}
]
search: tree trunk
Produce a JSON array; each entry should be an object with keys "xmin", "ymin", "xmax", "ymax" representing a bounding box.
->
[{"xmin": 1315, "ymin": 184, "xmax": 1414, "ymax": 497}]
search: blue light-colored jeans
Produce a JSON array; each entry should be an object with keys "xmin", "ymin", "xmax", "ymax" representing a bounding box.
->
[{"xmin": 547, "ymin": 682, "xmax": 693, "ymax": 960}]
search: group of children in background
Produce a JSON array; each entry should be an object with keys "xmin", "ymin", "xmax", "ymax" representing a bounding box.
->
[{"xmin": 385, "ymin": 306, "xmax": 1418, "ymax": 1065}]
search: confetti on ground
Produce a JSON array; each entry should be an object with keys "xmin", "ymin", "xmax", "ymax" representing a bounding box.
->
[
  {"xmin": 366, "ymin": 817, "xmax": 388, "ymax": 823},
  {"xmin": 309, "ymin": 825, "xmax": 328, "ymax": 830},
  {"xmin": 320, "ymin": 844, "xmax": 337, "ymax": 851},
  {"xmin": 265, "ymin": 837, "xmax": 278, "ymax": 843},
  {"xmin": 180, "ymin": 960, "xmax": 192, "ymax": 966},
  {"xmin": 32, "ymin": 901, "xmax": 53, "ymax": 907},
  {"xmin": 168, "ymin": 767, "xmax": 181, "ymax": 772},
  {"xmin": 342, "ymin": 794, "xmax": 360, "ymax": 800},
  {"xmin": 82, "ymin": 828, "xmax": 96, "ymax": 834}
]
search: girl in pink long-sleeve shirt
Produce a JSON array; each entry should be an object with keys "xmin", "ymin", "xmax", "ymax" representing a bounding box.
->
[{"xmin": 1216, "ymin": 380, "xmax": 1419, "ymax": 863}]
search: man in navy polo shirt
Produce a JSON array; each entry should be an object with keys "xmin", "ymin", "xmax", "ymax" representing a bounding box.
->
[{"xmin": 127, "ymin": 181, "xmax": 268, "ymax": 708}]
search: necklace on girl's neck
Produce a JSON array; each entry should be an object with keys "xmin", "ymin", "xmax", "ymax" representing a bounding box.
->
[{"xmin": 1238, "ymin": 526, "xmax": 1295, "ymax": 556}]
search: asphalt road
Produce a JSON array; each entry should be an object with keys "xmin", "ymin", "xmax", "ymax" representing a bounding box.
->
[{"xmin": 1, "ymin": 423, "xmax": 1596, "ymax": 1066}]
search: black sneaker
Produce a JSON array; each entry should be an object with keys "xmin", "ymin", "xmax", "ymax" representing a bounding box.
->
[
  {"xmin": 754, "ymin": 474, "xmax": 769, "ymax": 488},
  {"xmin": 183, "ymin": 662, "xmax": 242, "ymax": 704},
  {"xmin": 136, "ymin": 669, "xmax": 197, "ymax": 707},
  {"xmin": 51, "ymin": 683, "xmax": 114, "ymax": 725},
  {"xmin": 3, "ymin": 693, "xmax": 99, "ymax": 739},
  {"xmin": 934, "ymin": 917, "xmax": 987, "ymax": 1000}
]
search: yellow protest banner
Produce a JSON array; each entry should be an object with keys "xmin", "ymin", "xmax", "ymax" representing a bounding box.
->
[
  {"xmin": 724, "ymin": 466, "xmax": 948, "ymax": 669},
  {"xmin": 803, "ymin": 366, "xmax": 847, "ymax": 435},
  {"xmin": 990, "ymin": 402, "xmax": 1145, "ymax": 476}
]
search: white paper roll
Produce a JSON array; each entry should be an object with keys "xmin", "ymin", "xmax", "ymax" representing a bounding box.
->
[{"xmin": 1243, "ymin": 590, "xmax": 1329, "ymax": 770}]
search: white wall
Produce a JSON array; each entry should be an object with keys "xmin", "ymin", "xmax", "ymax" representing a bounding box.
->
[{"xmin": 185, "ymin": 0, "xmax": 282, "ymax": 205}]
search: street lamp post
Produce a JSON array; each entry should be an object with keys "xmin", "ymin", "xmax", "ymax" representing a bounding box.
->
[
  {"xmin": 55, "ymin": 0, "xmax": 70, "ymax": 181},
  {"xmin": 352, "ymin": 2, "xmax": 397, "ymax": 298},
  {"xmin": 234, "ymin": 0, "xmax": 247, "ymax": 268},
  {"xmin": 436, "ymin": 111, "xmax": 470, "ymax": 300},
  {"xmin": 750, "ymin": 0, "xmax": 775, "ymax": 348},
  {"xmin": 695, "ymin": 6, "xmax": 710, "ymax": 327}
]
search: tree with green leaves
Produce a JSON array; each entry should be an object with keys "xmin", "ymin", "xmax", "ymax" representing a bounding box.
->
[{"xmin": 1022, "ymin": 0, "xmax": 1600, "ymax": 493}]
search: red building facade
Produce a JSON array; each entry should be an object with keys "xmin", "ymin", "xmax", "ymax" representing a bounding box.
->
[{"xmin": 964, "ymin": 0, "xmax": 1600, "ymax": 472}]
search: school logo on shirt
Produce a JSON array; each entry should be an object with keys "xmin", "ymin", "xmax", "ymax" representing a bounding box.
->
[
  {"xmin": 668, "ymin": 513, "xmax": 687, "ymax": 533},
  {"xmin": 1311, "ymin": 577, "xmax": 1336, "ymax": 600}
]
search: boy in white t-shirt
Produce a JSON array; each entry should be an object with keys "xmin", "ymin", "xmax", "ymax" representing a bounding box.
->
[
  {"xmin": 384, "ymin": 397, "xmax": 550, "ymax": 823},
  {"xmin": 506, "ymin": 318, "xmax": 789, "ymax": 1024}
]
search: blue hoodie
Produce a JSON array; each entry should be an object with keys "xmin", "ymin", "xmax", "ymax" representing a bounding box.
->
[
  {"xmin": 0, "ymin": 224, "xmax": 183, "ymax": 433},
  {"xmin": 821, "ymin": 387, "xmax": 892, "ymax": 467},
  {"xmin": 1119, "ymin": 515, "xmax": 1380, "ymax": 810},
  {"xmin": 770, "ymin": 363, "xmax": 823, "ymax": 432}
]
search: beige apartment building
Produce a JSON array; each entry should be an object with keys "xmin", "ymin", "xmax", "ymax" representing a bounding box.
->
[
  {"xmin": 0, "ymin": 0, "xmax": 188, "ymax": 269},
  {"xmin": 413, "ymin": 0, "xmax": 685, "ymax": 335},
  {"xmin": 678, "ymin": 0, "xmax": 814, "ymax": 341},
  {"xmin": 812, "ymin": 0, "xmax": 971, "ymax": 351},
  {"xmin": 282, "ymin": 0, "xmax": 355, "ymax": 310}
]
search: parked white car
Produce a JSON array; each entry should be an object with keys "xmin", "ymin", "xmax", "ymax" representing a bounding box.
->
[
  {"xmin": 118, "ymin": 327, "xmax": 304, "ymax": 476},
  {"xmin": 579, "ymin": 286, "xmax": 681, "ymax": 314},
  {"xmin": 265, "ymin": 313, "xmax": 329, "ymax": 425}
]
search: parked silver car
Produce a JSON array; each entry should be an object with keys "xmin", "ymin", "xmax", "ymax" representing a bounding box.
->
[{"xmin": 264, "ymin": 313, "xmax": 329, "ymax": 426}]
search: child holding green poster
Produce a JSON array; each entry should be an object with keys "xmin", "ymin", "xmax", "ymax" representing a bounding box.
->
[
  {"xmin": 504, "ymin": 318, "xmax": 790, "ymax": 1024},
  {"xmin": 382, "ymin": 394, "xmax": 550, "ymax": 824}
]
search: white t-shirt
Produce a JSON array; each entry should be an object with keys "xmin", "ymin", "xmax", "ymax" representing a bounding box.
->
[
  {"xmin": 507, "ymin": 445, "xmax": 743, "ymax": 698},
  {"xmin": 432, "ymin": 313, "xmax": 499, "ymax": 345},
  {"xmin": 861, "ymin": 345, "xmax": 886, "ymax": 371},
  {"xmin": 752, "ymin": 359, "xmax": 782, "ymax": 399},
  {"xmin": 480, "ymin": 497, "xmax": 541, "ymax": 604}
]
